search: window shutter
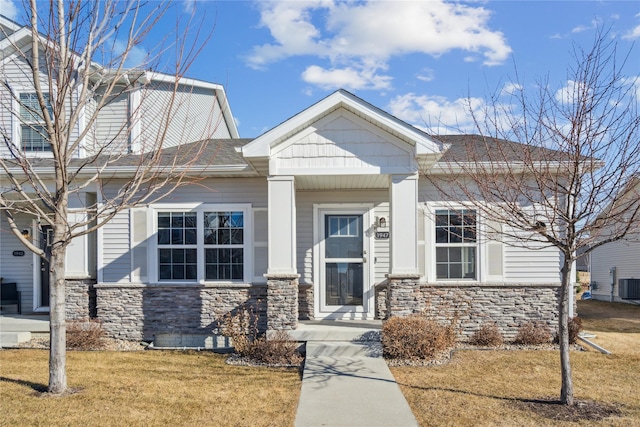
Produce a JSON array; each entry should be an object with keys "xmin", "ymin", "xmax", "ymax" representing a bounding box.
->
[
  {"xmin": 253, "ymin": 208, "xmax": 268, "ymax": 282},
  {"xmin": 131, "ymin": 208, "xmax": 148, "ymax": 282},
  {"xmin": 485, "ymin": 219, "xmax": 503, "ymax": 282},
  {"xmin": 418, "ymin": 208, "xmax": 426, "ymax": 278}
]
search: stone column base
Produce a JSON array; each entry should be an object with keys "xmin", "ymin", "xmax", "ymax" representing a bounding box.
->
[
  {"xmin": 265, "ymin": 274, "xmax": 300, "ymax": 330},
  {"xmin": 386, "ymin": 274, "xmax": 421, "ymax": 317}
]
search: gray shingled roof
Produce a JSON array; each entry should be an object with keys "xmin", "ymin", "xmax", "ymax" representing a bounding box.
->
[
  {"xmin": 4, "ymin": 134, "xmax": 568, "ymax": 172},
  {"xmin": 434, "ymin": 134, "xmax": 569, "ymax": 163},
  {"xmin": 83, "ymin": 138, "xmax": 252, "ymax": 168}
]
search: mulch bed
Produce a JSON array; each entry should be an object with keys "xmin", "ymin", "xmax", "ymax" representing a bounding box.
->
[{"xmin": 514, "ymin": 398, "xmax": 622, "ymax": 422}]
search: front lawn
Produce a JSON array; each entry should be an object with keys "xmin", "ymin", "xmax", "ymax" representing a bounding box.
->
[
  {"xmin": 391, "ymin": 300, "xmax": 640, "ymax": 426},
  {"xmin": 0, "ymin": 350, "xmax": 300, "ymax": 426}
]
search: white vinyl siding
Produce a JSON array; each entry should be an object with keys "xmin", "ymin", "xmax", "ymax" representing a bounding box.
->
[
  {"xmin": 100, "ymin": 178, "xmax": 267, "ymax": 284},
  {"xmin": 420, "ymin": 178, "xmax": 559, "ymax": 284},
  {"xmin": 273, "ymin": 110, "xmax": 413, "ymax": 174},
  {"xmin": 93, "ymin": 89, "xmax": 129, "ymax": 155},
  {"xmin": 502, "ymin": 229, "xmax": 560, "ymax": 283},
  {"xmin": 590, "ymin": 239, "xmax": 640, "ymax": 299},
  {"xmin": 101, "ymin": 210, "xmax": 131, "ymax": 283},
  {"xmin": 138, "ymin": 82, "xmax": 231, "ymax": 152},
  {"xmin": 0, "ymin": 213, "xmax": 35, "ymax": 313}
]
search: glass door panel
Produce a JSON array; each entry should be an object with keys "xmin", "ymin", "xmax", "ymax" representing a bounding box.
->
[{"xmin": 323, "ymin": 215, "xmax": 364, "ymax": 307}]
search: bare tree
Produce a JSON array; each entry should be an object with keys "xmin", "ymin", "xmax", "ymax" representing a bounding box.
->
[
  {"xmin": 0, "ymin": 1, "xmax": 221, "ymax": 394},
  {"xmin": 429, "ymin": 28, "xmax": 640, "ymax": 405}
]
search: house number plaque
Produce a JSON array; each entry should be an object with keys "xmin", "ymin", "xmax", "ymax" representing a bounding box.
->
[
  {"xmin": 375, "ymin": 231, "xmax": 389, "ymax": 239},
  {"xmin": 12, "ymin": 250, "xmax": 25, "ymax": 256}
]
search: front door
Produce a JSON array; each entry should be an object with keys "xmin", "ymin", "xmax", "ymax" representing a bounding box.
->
[{"xmin": 317, "ymin": 207, "xmax": 372, "ymax": 319}]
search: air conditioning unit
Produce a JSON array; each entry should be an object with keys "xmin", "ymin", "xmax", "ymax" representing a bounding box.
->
[{"xmin": 619, "ymin": 279, "xmax": 640, "ymax": 299}]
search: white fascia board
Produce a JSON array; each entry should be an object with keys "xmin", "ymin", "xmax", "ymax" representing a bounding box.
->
[
  {"xmin": 214, "ymin": 87, "xmax": 240, "ymax": 139},
  {"xmin": 429, "ymin": 161, "xmax": 576, "ymax": 175},
  {"xmin": 276, "ymin": 165, "xmax": 417, "ymax": 176},
  {"xmin": 0, "ymin": 16, "xmax": 22, "ymax": 33},
  {"xmin": 0, "ymin": 27, "xmax": 31, "ymax": 51},
  {"xmin": 3, "ymin": 164, "xmax": 253, "ymax": 180},
  {"xmin": 1, "ymin": 27, "xmax": 104, "ymax": 74}
]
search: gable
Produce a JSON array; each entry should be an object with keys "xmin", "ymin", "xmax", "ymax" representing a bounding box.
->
[
  {"xmin": 243, "ymin": 90, "xmax": 446, "ymax": 176},
  {"xmin": 271, "ymin": 109, "xmax": 415, "ymax": 175}
]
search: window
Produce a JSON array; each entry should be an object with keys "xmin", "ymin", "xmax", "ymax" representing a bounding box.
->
[
  {"xmin": 204, "ymin": 211, "xmax": 244, "ymax": 280},
  {"xmin": 157, "ymin": 212, "xmax": 197, "ymax": 280},
  {"xmin": 155, "ymin": 206, "xmax": 249, "ymax": 282},
  {"xmin": 435, "ymin": 209, "xmax": 477, "ymax": 280},
  {"xmin": 19, "ymin": 93, "xmax": 52, "ymax": 152}
]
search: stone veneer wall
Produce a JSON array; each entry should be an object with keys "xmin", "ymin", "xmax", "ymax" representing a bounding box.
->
[
  {"xmin": 266, "ymin": 275, "xmax": 299, "ymax": 330},
  {"xmin": 94, "ymin": 283, "xmax": 267, "ymax": 341},
  {"xmin": 384, "ymin": 281, "xmax": 561, "ymax": 341},
  {"xmin": 375, "ymin": 283, "xmax": 388, "ymax": 320},
  {"xmin": 298, "ymin": 284, "xmax": 313, "ymax": 320},
  {"xmin": 65, "ymin": 279, "xmax": 97, "ymax": 320}
]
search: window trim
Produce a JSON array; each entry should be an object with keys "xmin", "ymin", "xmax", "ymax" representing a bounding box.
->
[
  {"xmin": 149, "ymin": 203, "xmax": 253, "ymax": 284},
  {"xmin": 425, "ymin": 204, "xmax": 481, "ymax": 282},
  {"xmin": 12, "ymin": 89, "xmax": 54, "ymax": 156}
]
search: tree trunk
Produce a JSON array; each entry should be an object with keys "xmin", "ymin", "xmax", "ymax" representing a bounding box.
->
[
  {"xmin": 559, "ymin": 259, "xmax": 574, "ymax": 405},
  {"xmin": 47, "ymin": 223, "xmax": 68, "ymax": 394}
]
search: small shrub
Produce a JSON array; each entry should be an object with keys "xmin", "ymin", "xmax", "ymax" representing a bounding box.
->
[
  {"xmin": 382, "ymin": 315, "xmax": 457, "ymax": 360},
  {"xmin": 249, "ymin": 331, "xmax": 303, "ymax": 365},
  {"xmin": 469, "ymin": 322, "xmax": 504, "ymax": 347},
  {"xmin": 513, "ymin": 321, "xmax": 552, "ymax": 345},
  {"xmin": 218, "ymin": 308, "xmax": 302, "ymax": 365},
  {"xmin": 66, "ymin": 318, "xmax": 105, "ymax": 350},
  {"xmin": 553, "ymin": 317, "xmax": 583, "ymax": 345},
  {"xmin": 218, "ymin": 306, "xmax": 258, "ymax": 355}
]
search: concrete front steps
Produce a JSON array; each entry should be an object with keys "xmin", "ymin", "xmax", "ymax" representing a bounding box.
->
[
  {"xmin": 0, "ymin": 331, "xmax": 32, "ymax": 347},
  {"xmin": 0, "ymin": 315, "xmax": 50, "ymax": 348},
  {"xmin": 292, "ymin": 320, "xmax": 419, "ymax": 427}
]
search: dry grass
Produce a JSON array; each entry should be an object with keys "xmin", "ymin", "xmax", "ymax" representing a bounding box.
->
[
  {"xmin": 391, "ymin": 300, "xmax": 640, "ymax": 426},
  {"xmin": 0, "ymin": 350, "xmax": 300, "ymax": 426}
]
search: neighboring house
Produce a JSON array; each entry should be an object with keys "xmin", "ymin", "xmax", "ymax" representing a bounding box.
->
[
  {"xmin": 590, "ymin": 178, "xmax": 640, "ymax": 302},
  {"xmin": 1, "ymin": 16, "xmax": 565, "ymax": 341}
]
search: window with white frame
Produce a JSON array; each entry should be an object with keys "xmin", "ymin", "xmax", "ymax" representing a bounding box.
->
[
  {"xmin": 155, "ymin": 206, "xmax": 249, "ymax": 282},
  {"xmin": 19, "ymin": 93, "xmax": 53, "ymax": 152},
  {"xmin": 435, "ymin": 209, "xmax": 477, "ymax": 280},
  {"xmin": 204, "ymin": 211, "xmax": 244, "ymax": 280}
]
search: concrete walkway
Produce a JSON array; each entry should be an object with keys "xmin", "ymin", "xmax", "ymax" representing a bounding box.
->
[{"xmin": 290, "ymin": 321, "xmax": 419, "ymax": 427}]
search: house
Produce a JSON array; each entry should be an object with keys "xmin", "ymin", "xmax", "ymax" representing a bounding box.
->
[
  {"xmin": 1, "ymin": 15, "xmax": 563, "ymax": 341},
  {"xmin": 589, "ymin": 178, "xmax": 640, "ymax": 302}
]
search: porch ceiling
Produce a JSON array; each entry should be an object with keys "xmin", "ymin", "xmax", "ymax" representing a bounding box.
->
[{"xmin": 295, "ymin": 174, "xmax": 389, "ymax": 190}]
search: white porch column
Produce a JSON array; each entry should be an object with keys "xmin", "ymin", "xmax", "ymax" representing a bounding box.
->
[
  {"xmin": 389, "ymin": 173, "xmax": 419, "ymax": 275},
  {"xmin": 267, "ymin": 176, "xmax": 297, "ymax": 274}
]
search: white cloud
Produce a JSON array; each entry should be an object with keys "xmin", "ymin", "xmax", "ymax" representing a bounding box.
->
[
  {"xmin": 622, "ymin": 24, "xmax": 640, "ymax": 40},
  {"xmin": 620, "ymin": 76, "xmax": 640, "ymax": 101},
  {"xmin": 183, "ymin": 0, "xmax": 196, "ymax": 14},
  {"xmin": 0, "ymin": 0, "xmax": 18, "ymax": 20},
  {"xmin": 501, "ymin": 82, "xmax": 523, "ymax": 96},
  {"xmin": 571, "ymin": 18, "xmax": 603, "ymax": 34},
  {"xmin": 416, "ymin": 68, "xmax": 435, "ymax": 83},
  {"xmin": 112, "ymin": 39, "xmax": 148, "ymax": 68},
  {"xmin": 388, "ymin": 93, "xmax": 487, "ymax": 134},
  {"xmin": 246, "ymin": 0, "xmax": 511, "ymax": 90},
  {"xmin": 302, "ymin": 64, "xmax": 392, "ymax": 91}
]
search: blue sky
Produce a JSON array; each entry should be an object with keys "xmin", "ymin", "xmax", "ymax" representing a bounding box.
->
[{"xmin": 3, "ymin": 0, "xmax": 639, "ymax": 138}]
